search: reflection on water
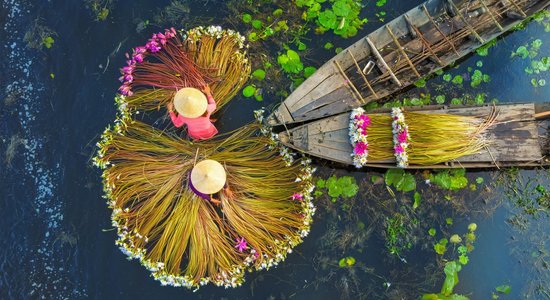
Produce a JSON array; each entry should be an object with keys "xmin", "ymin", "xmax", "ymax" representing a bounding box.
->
[{"xmin": 0, "ymin": 0, "xmax": 548, "ymax": 299}]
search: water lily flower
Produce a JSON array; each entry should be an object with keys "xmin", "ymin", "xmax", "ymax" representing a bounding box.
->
[
  {"xmin": 291, "ymin": 193, "xmax": 303, "ymax": 201},
  {"xmin": 133, "ymin": 53, "xmax": 144, "ymax": 63},
  {"xmin": 397, "ymin": 130, "xmax": 408, "ymax": 143},
  {"xmin": 394, "ymin": 144, "xmax": 404, "ymax": 154},
  {"xmin": 234, "ymin": 237, "xmax": 248, "ymax": 252},
  {"xmin": 354, "ymin": 141, "xmax": 368, "ymax": 155}
]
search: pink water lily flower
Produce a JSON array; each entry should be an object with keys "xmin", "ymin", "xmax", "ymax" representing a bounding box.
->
[
  {"xmin": 354, "ymin": 141, "xmax": 368, "ymax": 155},
  {"xmin": 133, "ymin": 53, "xmax": 144, "ymax": 63},
  {"xmin": 397, "ymin": 130, "xmax": 408, "ymax": 143},
  {"xmin": 291, "ymin": 193, "xmax": 303, "ymax": 201},
  {"xmin": 235, "ymin": 237, "xmax": 248, "ymax": 252},
  {"xmin": 118, "ymin": 82, "xmax": 133, "ymax": 96},
  {"xmin": 394, "ymin": 144, "xmax": 404, "ymax": 154}
]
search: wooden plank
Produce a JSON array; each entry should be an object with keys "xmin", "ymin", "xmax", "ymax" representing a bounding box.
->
[
  {"xmin": 366, "ymin": 37, "xmax": 403, "ymax": 87},
  {"xmin": 346, "ymin": 49, "xmax": 379, "ymax": 98},
  {"xmin": 294, "ymin": 90, "xmax": 360, "ymax": 121},
  {"xmin": 333, "ymin": 60, "xmax": 364, "ymax": 103},
  {"xmin": 292, "ymin": 86, "xmax": 352, "ymax": 118},
  {"xmin": 304, "ymin": 113, "xmax": 350, "ymax": 135},
  {"xmin": 508, "ymin": 0, "xmax": 527, "ymax": 17},
  {"xmin": 386, "ymin": 24, "xmax": 421, "ymax": 78},
  {"xmin": 307, "ymin": 141, "xmax": 353, "ymax": 164},
  {"xmin": 479, "ymin": 0, "xmax": 505, "ymax": 31},
  {"xmin": 446, "ymin": 1, "xmax": 485, "ymax": 43},
  {"xmin": 289, "ymin": 72, "xmax": 344, "ymax": 110},
  {"xmin": 268, "ymin": 102, "xmax": 294, "ymax": 125},
  {"xmin": 309, "ymin": 128, "xmax": 350, "ymax": 143},
  {"xmin": 421, "ymin": 4, "xmax": 461, "ymax": 56},
  {"xmin": 282, "ymin": 62, "xmax": 339, "ymax": 109}
]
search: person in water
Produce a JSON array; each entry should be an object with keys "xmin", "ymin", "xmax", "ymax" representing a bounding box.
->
[
  {"xmin": 167, "ymin": 85, "xmax": 218, "ymax": 140},
  {"xmin": 188, "ymin": 159, "xmax": 228, "ymax": 205}
]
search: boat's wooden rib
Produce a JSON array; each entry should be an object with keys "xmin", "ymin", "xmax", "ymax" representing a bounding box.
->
[
  {"xmin": 278, "ymin": 103, "xmax": 550, "ymax": 169},
  {"xmin": 268, "ymin": 0, "xmax": 550, "ymax": 126}
]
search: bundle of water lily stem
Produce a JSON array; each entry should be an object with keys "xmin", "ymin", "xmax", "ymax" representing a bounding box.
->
[
  {"xmin": 93, "ymin": 26, "xmax": 316, "ymax": 289},
  {"xmin": 117, "ymin": 26, "xmax": 250, "ymax": 114},
  {"xmin": 349, "ymin": 107, "xmax": 499, "ymax": 168}
]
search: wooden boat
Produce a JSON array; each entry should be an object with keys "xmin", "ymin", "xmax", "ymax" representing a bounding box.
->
[
  {"xmin": 278, "ymin": 103, "xmax": 550, "ymax": 169},
  {"xmin": 267, "ymin": 0, "xmax": 550, "ymax": 126}
]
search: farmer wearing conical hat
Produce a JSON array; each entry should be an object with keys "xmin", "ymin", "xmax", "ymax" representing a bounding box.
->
[
  {"xmin": 189, "ymin": 159, "xmax": 226, "ymax": 205},
  {"xmin": 167, "ymin": 85, "xmax": 218, "ymax": 140}
]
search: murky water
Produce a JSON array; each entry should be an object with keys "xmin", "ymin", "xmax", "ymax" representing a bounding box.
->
[{"xmin": 0, "ymin": 0, "xmax": 548, "ymax": 299}]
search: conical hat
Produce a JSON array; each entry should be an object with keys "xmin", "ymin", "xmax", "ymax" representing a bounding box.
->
[
  {"xmin": 191, "ymin": 160, "xmax": 226, "ymax": 194},
  {"xmin": 173, "ymin": 87, "xmax": 208, "ymax": 118}
]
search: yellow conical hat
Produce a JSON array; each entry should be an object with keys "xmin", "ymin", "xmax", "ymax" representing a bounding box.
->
[
  {"xmin": 191, "ymin": 159, "xmax": 226, "ymax": 194},
  {"xmin": 173, "ymin": 87, "xmax": 208, "ymax": 118}
]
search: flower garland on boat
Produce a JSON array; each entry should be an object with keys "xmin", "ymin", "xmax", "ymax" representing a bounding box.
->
[
  {"xmin": 391, "ymin": 107, "xmax": 410, "ymax": 168},
  {"xmin": 116, "ymin": 26, "xmax": 250, "ymax": 116},
  {"xmin": 348, "ymin": 108, "xmax": 371, "ymax": 168},
  {"xmin": 92, "ymin": 110, "xmax": 315, "ymax": 290}
]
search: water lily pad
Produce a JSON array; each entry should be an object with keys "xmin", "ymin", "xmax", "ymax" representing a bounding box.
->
[
  {"xmin": 318, "ymin": 9, "xmax": 337, "ymax": 29},
  {"xmin": 251, "ymin": 69, "xmax": 266, "ymax": 81},
  {"xmin": 333, "ymin": 0, "xmax": 351, "ymax": 17},
  {"xmin": 304, "ymin": 66, "xmax": 317, "ymax": 78},
  {"xmin": 495, "ymin": 285, "xmax": 511, "ymax": 294},
  {"xmin": 242, "ymin": 85, "xmax": 256, "ymax": 98},
  {"xmin": 242, "ymin": 13, "xmax": 252, "ymax": 23}
]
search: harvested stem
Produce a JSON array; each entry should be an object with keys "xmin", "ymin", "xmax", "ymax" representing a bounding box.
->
[
  {"xmin": 94, "ymin": 119, "xmax": 314, "ymax": 289},
  {"xmin": 122, "ymin": 27, "xmax": 250, "ymax": 115}
]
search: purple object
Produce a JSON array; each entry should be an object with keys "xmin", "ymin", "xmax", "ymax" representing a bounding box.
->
[{"xmin": 188, "ymin": 177, "xmax": 211, "ymax": 201}]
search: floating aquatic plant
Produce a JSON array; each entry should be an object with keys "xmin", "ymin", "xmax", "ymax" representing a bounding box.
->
[
  {"xmin": 93, "ymin": 117, "xmax": 315, "ymax": 289},
  {"xmin": 385, "ymin": 169, "xmax": 416, "ymax": 192},
  {"xmin": 315, "ymin": 175, "xmax": 358, "ymax": 202},
  {"xmin": 423, "ymin": 224, "xmax": 478, "ymax": 299}
]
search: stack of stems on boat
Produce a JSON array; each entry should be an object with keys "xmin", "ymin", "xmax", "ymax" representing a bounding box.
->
[
  {"xmin": 365, "ymin": 110, "xmax": 497, "ymax": 164},
  {"xmin": 94, "ymin": 120, "xmax": 314, "ymax": 288},
  {"xmin": 123, "ymin": 27, "xmax": 250, "ymax": 113}
]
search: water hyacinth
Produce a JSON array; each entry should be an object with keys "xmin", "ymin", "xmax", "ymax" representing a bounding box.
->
[
  {"xmin": 93, "ymin": 119, "xmax": 315, "ymax": 289},
  {"xmin": 117, "ymin": 26, "xmax": 250, "ymax": 116}
]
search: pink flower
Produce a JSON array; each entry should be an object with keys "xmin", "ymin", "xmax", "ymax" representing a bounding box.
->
[
  {"xmin": 291, "ymin": 193, "xmax": 303, "ymax": 201},
  {"xmin": 134, "ymin": 46, "xmax": 147, "ymax": 54},
  {"xmin": 354, "ymin": 142, "xmax": 368, "ymax": 155},
  {"xmin": 145, "ymin": 40, "xmax": 161, "ymax": 53},
  {"xmin": 122, "ymin": 64, "xmax": 135, "ymax": 75},
  {"xmin": 235, "ymin": 237, "xmax": 248, "ymax": 252},
  {"xmin": 397, "ymin": 130, "xmax": 408, "ymax": 143},
  {"xmin": 394, "ymin": 144, "xmax": 404, "ymax": 154},
  {"xmin": 165, "ymin": 28, "xmax": 176, "ymax": 38},
  {"xmin": 133, "ymin": 53, "xmax": 144, "ymax": 63},
  {"xmin": 118, "ymin": 83, "xmax": 132, "ymax": 96},
  {"xmin": 157, "ymin": 33, "xmax": 167, "ymax": 45},
  {"xmin": 359, "ymin": 115, "xmax": 371, "ymax": 127}
]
